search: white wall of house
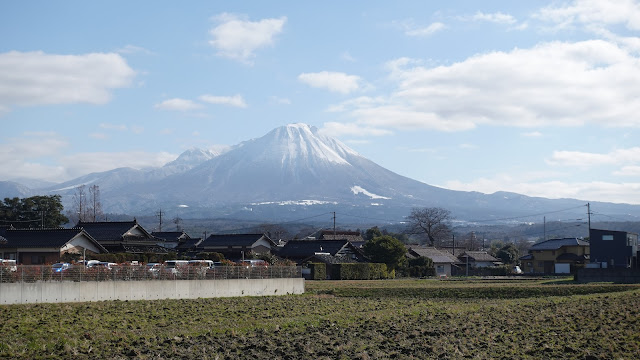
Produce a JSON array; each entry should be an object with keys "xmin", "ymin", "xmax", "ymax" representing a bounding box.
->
[
  {"xmin": 435, "ymin": 263, "xmax": 452, "ymax": 276},
  {"xmin": 61, "ymin": 234, "xmax": 104, "ymax": 254}
]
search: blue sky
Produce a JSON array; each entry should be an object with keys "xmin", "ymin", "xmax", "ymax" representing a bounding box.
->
[{"xmin": 2, "ymin": 1, "xmax": 640, "ymax": 204}]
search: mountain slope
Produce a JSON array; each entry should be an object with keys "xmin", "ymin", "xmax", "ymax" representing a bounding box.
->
[{"xmin": 3, "ymin": 123, "xmax": 640, "ymax": 223}]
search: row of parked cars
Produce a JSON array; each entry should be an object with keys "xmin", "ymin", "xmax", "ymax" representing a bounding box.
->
[
  {"xmin": 3, "ymin": 259, "xmax": 270, "ymax": 274},
  {"xmin": 146, "ymin": 259, "xmax": 269, "ymax": 274}
]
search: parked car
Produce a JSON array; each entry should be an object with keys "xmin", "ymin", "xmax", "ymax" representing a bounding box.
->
[
  {"xmin": 240, "ymin": 259, "xmax": 268, "ymax": 268},
  {"xmin": 83, "ymin": 260, "xmax": 101, "ymax": 268},
  {"xmin": 146, "ymin": 262, "xmax": 162, "ymax": 273},
  {"xmin": 188, "ymin": 259, "xmax": 214, "ymax": 268},
  {"xmin": 0, "ymin": 259, "xmax": 17, "ymax": 272},
  {"xmin": 163, "ymin": 260, "xmax": 189, "ymax": 274},
  {"xmin": 94, "ymin": 262, "xmax": 117, "ymax": 270},
  {"xmin": 52, "ymin": 262, "xmax": 71, "ymax": 272},
  {"xmin": 513, "ymin": 266, "xmax": 523, "ymax": 274}
]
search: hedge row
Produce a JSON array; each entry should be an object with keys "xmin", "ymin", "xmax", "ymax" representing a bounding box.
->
[
  {"xmin": 331, "ymin": 263, "xmax": 395, "ymax": 280},
  {"xmin": 308, "ymin": 263, "xmax": 327, "ymax": 280}
]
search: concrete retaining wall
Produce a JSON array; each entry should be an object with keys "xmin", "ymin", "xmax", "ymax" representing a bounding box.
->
[
  {"xmin": 0, "ymin": 278, "xmax": 305, "ymax": 305},
  {"xmin": 575, "ymin": 268, "xmax": 640, "ymax": 283}
]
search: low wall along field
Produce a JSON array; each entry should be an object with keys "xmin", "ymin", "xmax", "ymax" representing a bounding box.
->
[
  {"xmin": 0, "ymin": 278, "xmax": 305, "ymax": 304},
  {"xmin": 0, "ymin": 265, "xmax": 304, "ymax": 304}
]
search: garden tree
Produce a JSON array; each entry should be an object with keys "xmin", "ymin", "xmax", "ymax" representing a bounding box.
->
[
  {"xmin": 362, "ymin": 235, "xmax": 408, "ymax": 271},
  {"xmin": 195, "ymin": 252, "xmax": 225, "ymax": 261},
  {"xmin": 0, "ymin": 195, "xmax": 69, "ymax": 229},
  {"xmin": 406, "ymin": 207, "xmax": 453, "ymax": 246},
  {"xmin": 495, "ymin": 243, "xmax": 519, "ymax": 265},
  {"xmin": 363, "ymin": 226, "xmax": 382, "ymax": 240},
  {"xmin": 407, "ymin": 256, "xmax": 435, "ymax": 278}
]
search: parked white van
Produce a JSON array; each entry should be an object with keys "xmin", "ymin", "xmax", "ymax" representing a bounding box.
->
[{"xmin": 164, "ymin": 260, "xmax": 189, "ymax": 274}]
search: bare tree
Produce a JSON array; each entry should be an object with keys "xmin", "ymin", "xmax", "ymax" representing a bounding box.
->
[
  {"xmin": 88, "ymin": 184, "xmax": 103, "ymax": 221},
  {"xmin": 70, "ymin": 185, "xmax": 89, "ymax": 223},
  {"xmin": 406, "ymin": 207, "xmax": 453, "ymax": 246}
]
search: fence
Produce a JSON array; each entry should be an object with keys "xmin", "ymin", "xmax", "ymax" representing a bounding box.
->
[{"xmin": 0, "ymin": 264, "xmax": 302, "ymax": 283}]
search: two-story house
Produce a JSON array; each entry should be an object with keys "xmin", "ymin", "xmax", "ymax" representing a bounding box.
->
[{"xmin": 519, "ymin": 238, "xmax": 589, "ymax": 274}]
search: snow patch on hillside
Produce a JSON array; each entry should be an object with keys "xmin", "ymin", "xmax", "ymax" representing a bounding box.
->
[
  {"xmin": 252, "ymin": 199, "xmax": 339, "ymax": 206},
  {"xmin": 351, "ymin": 186, "xmax": 391, "ymax": 199}
]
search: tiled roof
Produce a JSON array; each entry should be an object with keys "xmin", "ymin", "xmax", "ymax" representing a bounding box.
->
[
  {"xmin": 77, "ymin": 220, "xmax": 142, "ymax": 241},
  {"xmin": 0, "ymin": 228, "xmax": 106, "ymax": 251},
  {"xmin": 409, "ymin": 247, "xmax": 460, "ymax": 264},
  {"xmin": 176, "ymin": 237, "xmax": 203, "ymax": 250},
  {"xmin": 319, "ymin": 230, "xmax": 363, "ymax": 242},
  {"xmin": 277, "ymin": 240, "xmax": 350, "ymax": 258},
  {"xmin": 152, "ymin": 231, "xmax": 190, "ymax": 242},
  {"xmin": 198, "ymin": 234, "xmax": 274, "ymax": 247},
  {"xmin": 459, "ymin": 251, "xmax": 499, "ymax": 263},
  {"xmin": 530, "ymin": 238, "xmax": 589, "ymax": 251}
]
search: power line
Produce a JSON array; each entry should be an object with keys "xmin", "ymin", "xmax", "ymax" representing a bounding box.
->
[
  {"xmin": 467, "ymin": 204, "xmax": 587, "ymax": 223},
  {"xmin": 336, "ymin": 212, "xmax": 405, "ymax": 224}
]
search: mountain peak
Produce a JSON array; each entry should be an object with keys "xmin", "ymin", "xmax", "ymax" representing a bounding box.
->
[
  {"xmin": 164, "ymin": 147, "xmax": 221, "ymax": 168},
  {"xmin": 253, "ymin": 123, "xmax": 352, "ymax": 166}
]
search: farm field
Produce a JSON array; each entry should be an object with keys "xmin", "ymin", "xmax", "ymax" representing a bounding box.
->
[{"xmin": 1, "ymin": 279, "xmax": 639, "ymax": 359}]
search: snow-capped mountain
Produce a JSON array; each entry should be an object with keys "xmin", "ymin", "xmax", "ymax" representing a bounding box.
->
[
  {"xmin": 137, "ymin": 124, "xmax": 449, "ymax": 208},
  {"xmin": 4, "ymin": 123, "xmax": 640, "ymax": 223}
]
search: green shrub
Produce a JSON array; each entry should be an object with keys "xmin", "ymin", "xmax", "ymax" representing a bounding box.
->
[
  {"xmin": 308, "ymin": 263, "xmax": 326, "ymax": 280},
  {"xmin": 331, "ymin": 263, "xmax": 393, "ymax": 280},
  {"xmin": 407, "ymin": 256, "xmax": 435, "ymax": 278}
]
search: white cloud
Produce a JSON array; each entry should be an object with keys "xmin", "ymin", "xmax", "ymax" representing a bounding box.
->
[
  {"xmin": 319, "ymin": 121, "xmax": 392, "ymax": 137},
  {"xmin": 615, "ymin": 165, "xmax": 640, "ymax": 176},
  {"xmin": 522, "ymin": 131, "xmax": 543, "ymax": 137},
  {"xmin": 469, "ymin": 12, "xmax": 517, "ymax": 25},
  {"xmin": 0, "ymin": 51, "xmax": 135, "ymax": 112},
  {"xmin": 341, "ymin": 52, "xmax": 357, "ymax": 62},
  {"xmin": 535, "ymin": 0, "xmax": 640, "ymax": 31},
  {"xmin": 199, "ymin": 94, "xmax": 247, "ymax": 108},
  {"xmin": 405, "ymin": 22, "xmax": 446, "ymax": 37},
  {"xmin": 459, "ymin": 143, "xmax": 477, "ymax": 150},
  {"xmin": 209, "ymin": 13, "xmax": 286, "ymax": 63},
  {"xmin": 61, "ymin": 151, "xmax": 177, "ymax": 178},
  {"xmin": 154, "ymin": 98, "xmax": 203, "ymax": 111},
  {"xmin": 89, "ymin": 133, "xmax": 108, "ymax": 140},
  {"xmin": 0, "ymin": 133, "xmax": 69, "ymax": 181},
  {"xmin": 547, "ymin": 147, "xmax": 640, "ymax": 167},
  {"xmin": 100, "ymin": 123, "xmax": 128, "ymax": 131},
  {"xmin": 444, "ymin": 175, "xmax": 640, "ymax": 204},
  {"xmin": 116, "ymin": 44, "xmax": 154, "ymax": 55},
  {"xmin": 269, "ymin": 96, "xmax": 291, "ymax": 105},
  {"xmin": 298, "ymin": 71, "xmax": 362, "ymax": 94},
  {"xmin": 330, "ymin": 40, "xmax": 640, "ymax": 132}
]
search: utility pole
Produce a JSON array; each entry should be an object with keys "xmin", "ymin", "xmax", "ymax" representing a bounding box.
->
[
  {"xmin": 544, "ymin": 216, "xmax": 546, "ymax": 241},
  {"xmin": 156, "ymin": 209, "xmax": 164, "ymax": 231},
  {"xmin": 333, "ymin": 212, "xmax": 336, "ymax": 237},
  {"xmin": 587, "ymin": 203, "xmax": 591, "ymax": 232},
  {"xmin": 452, "ymin": 233, "xmax": 455, "ymax": 255}
]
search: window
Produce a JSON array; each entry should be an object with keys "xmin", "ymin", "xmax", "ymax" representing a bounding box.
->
[
  {"xmin": 602, "ymin": 235, "xmax": 614, "ymax": 241},
  {"xmin": 538, "ymin": 261, "xmax": 544, "ymax": 267},
  {"xmin": 31, "ymin": 255, "xmax": 45, "ymax": 264},
  {"xmin": 436, "ymin": 265, "xmax": 445, "ymax": 274}
]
